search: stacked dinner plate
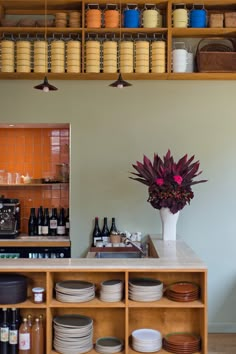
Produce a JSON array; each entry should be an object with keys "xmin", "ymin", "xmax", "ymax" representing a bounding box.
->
[
  {"xmin": 129, "ymin": 278, "xmax": 163, "ymax": 302},
  {"xmin": 100, "ymin": 279, "xmax": 123, "ymax": 302},
  {"xmin": 131, "ymin": 328, "xmax": 162, "ymax": 352},
  {"xmin": 53, "ymin": 314, "xmax": 93, "ymax": 354},
  {"xmin": 95, "ymin": 336, "xmax": 124, "ymax": 353},
  {"xmin": 55, "ymin": 280, "xmax": 95, "ymax": 303},
  {"xmin": 163, "ymin": 332, "xmax": 201, "ymax": 353},
  {"xmin": 165, "ymin": 282, "xmax": 200, "ymax": 302}
]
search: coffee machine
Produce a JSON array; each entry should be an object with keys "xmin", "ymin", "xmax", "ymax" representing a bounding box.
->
[{"xmin": 0, "ymin": 198, "xmax": 20, "ymax": 239}]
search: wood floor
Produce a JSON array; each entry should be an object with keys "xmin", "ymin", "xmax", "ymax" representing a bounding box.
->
[{"xmin": 208, "ymin": 333, "xmax": 236, "ymax": 353}]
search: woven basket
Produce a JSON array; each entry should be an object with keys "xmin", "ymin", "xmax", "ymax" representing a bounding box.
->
[{"xmin": 196, "ymin": 37, "xmax": 236, "ymax": 72}]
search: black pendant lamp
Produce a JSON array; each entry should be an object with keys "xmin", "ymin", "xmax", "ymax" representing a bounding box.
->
[{"xmin": 34, "ymin": 0, "xmax": 58, "ymax": 92}]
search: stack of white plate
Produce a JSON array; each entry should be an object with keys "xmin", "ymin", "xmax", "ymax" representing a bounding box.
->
[
  {"xmin": 55, "ymin": 280, "xmax": 95, "ymax": 303},
  {"xmin": 100, "ymin": 279, "xmax": 123, "ymax": 302},
  {"xmin": 132, "ymin": 328, "xmax": 162, "ymax": 352},
  {"xmin": 95, "ymin": 336, "xmax": 124, "ymax": 353},
  {"xmin": 129, "ymin": 278, "xmax": 163, "ymax": 302},
  {"xmin": 53, "ymin": 314, "xmax": 93, "ymax": 354}
]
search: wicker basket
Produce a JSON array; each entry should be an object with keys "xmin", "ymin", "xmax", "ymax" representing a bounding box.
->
[
  {"xmin": 225, "ymin": 12, "xmax": 236, "ymax": 27},
  {"xmin": 196, "ymin": 38, "xmax": 236, "ymax": 72},
  {"xmin": 209, "ymin": 13, "xmax": 224, "ymax": 28}
]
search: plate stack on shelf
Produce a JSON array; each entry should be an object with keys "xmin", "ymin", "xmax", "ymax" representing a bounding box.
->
[
  {"xmin": 129, "ymin": 278, "xmax": 163, "ymax": 302},
  {"xmin": 100, "ymin": 279, "xmax": 123, "ymax": 302},
  {"xmin": 55, "ymin": 280, "xmax": 95, "ymax": 302},
  {"xmin": 131, "ymin": 328, "xmax": 162, "ymax": 352},
  {"xmin": 163, "ymin": 332, "xmax": 201, "ymax": 353},
  {"xmin": 95, "ymin": 336, "xmax": 124, "ymax": 353},
  {"xmin": 165, "ymin": 282, "xmax": 200, "ymax": 302},
  {"xmin": 53, "ymin": 314, "xmax": 93, "ymax": 354}
]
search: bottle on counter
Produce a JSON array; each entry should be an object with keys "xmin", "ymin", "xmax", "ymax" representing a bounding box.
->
[
  {"xmin": 92, "ymin": 217, "xmax": 102, "ymax": 246},
  {"xmin": 101, "ymin": 217, "xmax": 110, "ymax": 244},
  {"xmin": 57, "ymin": 208, "xmax": 65, "ymax": 236},
  {"xmin": 31, "ymin": 318, "xmax": 44, "ymax": 354},
  {"xmin": 28, "ymin": 208, "xmax": 37, "ymax": 236},
  {"xmin": 110, "ymin": 217, "xmax": 118, "ymax": 234},
  {"xmin": 9, "ymin": 308, "xmax": 18, "ymax": 354},
  {"xmin": 49, "ymin": 208, "xmax": 58, "ymax": 236},
  {"xmin": 0, "ymin": 308, "xmax": 9, "ymax": 354},
  {"xmin": 19, "ymin": 318, "xmax": 31, "ymax": 354},
  {"xmin": 42, "ymin": 208, "xmax": 49, "ymax": 236},
  {"xmin": 65, "ymin": 208, "xmax": 70, "ymax": 236},
  {"xmin": 36, "ymin": 206, "xmax": 43, "ymax": 236}
]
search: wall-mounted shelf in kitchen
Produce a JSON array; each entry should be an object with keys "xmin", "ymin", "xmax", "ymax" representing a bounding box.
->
[
  {"xmin": 0, "ymin": 183, "xmax": 69, "ymax": 187},
  {"xmin": 0, "ymin": 0, "xmax": 236, "ymax": 80}
]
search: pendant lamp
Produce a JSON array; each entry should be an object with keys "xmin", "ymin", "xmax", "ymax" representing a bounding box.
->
[
  {"xmin": 109, "ymin": 1, "xmax": 132, "ymax": 88},
  {"xmin": 34, "ymin": 0, "xmax": 58, "ymax": 91}
]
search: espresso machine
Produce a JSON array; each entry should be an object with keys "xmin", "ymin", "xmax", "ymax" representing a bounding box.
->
[{"xmin": 0, "ymin": 198, "xmax": 20, "ymax": 239}]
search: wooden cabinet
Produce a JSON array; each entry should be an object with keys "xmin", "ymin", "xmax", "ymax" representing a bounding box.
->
[
  {"xmin": 0, "ymin": 262, "xmax": 207, "ymax": 354},
  {"xmin": 0, "ymin": 0, "xmax": 236, "ymax": 80}
]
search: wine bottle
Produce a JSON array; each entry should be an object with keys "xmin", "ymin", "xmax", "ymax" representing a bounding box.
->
[
  {"xmin": 42, "ymin": 208, "xmax": 49, "ymax": 236},
  {"xmin": 65, "ymin": 208, "xmax": 70, "ymax": 236},
  {"xmin": 57, "ymin": 208, "xmax": 66, "ymax": 236},
  {"xmin": 49, "ymin": 208, "xmax": 58, "ymax": 236},
  {"xmin": 0, "ymin": 308, "xmax": 9, "ymax": 354},
  {"xmin": 92, "ymin": 217, "xmax": 102, "ymax": 246},
  {"xmin": 19, "ymin": 318, "xmax": 31, "ymax": 354},
  {"xmin": 101, "ymin": 217, "xmax": 110, "ymax": 244},
  {"xmin": 110, "ymin": 217, "xmax": 118, "ymax": 233},
  {"xmin": 9, "ymin": 308, "xmax": 18, "ymax": 354},
  {"xmin": 28, "ymin": 208, "xmax": 37, "ymax": 236},
  {"xmin": 31, "ymin": 318, "xmax": 44, "ymax": 354},
  {"xmin": 36, "ymin": 206, "xmax": 43, "ymax": 236}
]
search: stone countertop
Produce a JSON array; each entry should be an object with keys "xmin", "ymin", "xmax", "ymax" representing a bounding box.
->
[{"xmin": 0, "ymin": 236, "xmax": 206, "ymax": 271}]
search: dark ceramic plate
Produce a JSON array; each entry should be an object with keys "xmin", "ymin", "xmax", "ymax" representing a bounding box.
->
[
  {"xmin": 53, "ymin": 314, "xmax": 93, "ymax": 328},
  {"xmin": 129, "ymin": 278, "xmax": 162, "ymax": 287}
]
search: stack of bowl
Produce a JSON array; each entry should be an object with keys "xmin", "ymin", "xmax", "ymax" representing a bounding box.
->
[
  {"xmin": 0, "ymin": 40, "xmax": 15, "ymax": 72},
  {"xmin": 16, "ymin": 40, "xmax": 31, "ymax": 73},
  {"xmin": 85, "ymin": 40, "xmax": 101, "ymax": 73},
  {"xmin": 119, "ymin": 40, "xmax": 134, "ymax": 73},
  {"xmin": 50, "ymin": 40, "xmax": 65, "ymax": 73},
  {"xmin": 69, "ymin": 11, "xmax": 81, "ymax": 28},
  {"xmin": 151, "ymin": 40, "xmax": 166, "ymax": 73},
  {"xmin": 135, "ymin": 40, "xmax": 150, "ymax": 73},
  {"xmin": 66, "ymin": 40, "xmax": 81, "ymax": 73},
  {"xmin": 103, "ymin": 41, "xmax": 117, "ymax": 73},
  {"xmin": 55, "ymin": 12, "xmax": 67, "ymax": 27},
  {"xmin": 34, "ymin": 40, "xmax": 48, "ymax": 73}
]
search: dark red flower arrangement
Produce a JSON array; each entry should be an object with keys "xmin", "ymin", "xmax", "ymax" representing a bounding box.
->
[{"xmin": 130, "ymin": 150, "xmax": 207, "ymax": 214}]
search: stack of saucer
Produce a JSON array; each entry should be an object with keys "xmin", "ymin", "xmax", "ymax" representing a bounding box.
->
[
  {"xmin": 165, "ymin": 281, "xmax": 200, "ymax": 302},
  {"xmin": 95, "ymin": 336, "xmax": 124, "ymax": 353},
  {"xmin": 163, "ymin": 332, "xmax": 201, "ymax": 353},
  {"xmin": 132, "ymin": 328, "xmax": 162, "ymax": 352},
  {"xmin": 55, "ymin": 280, "xmax": 95, "ymax": 303},
  {"xmin": 100, "ymin": 279, "xmax": 123, "ymax": 302},
  {"xmin": 53, "ymin": 314, "xmax": 93, "ymax": 354},
  {"xmin": 129, "ymin": 278, "xmax": 163, "ymax": 302}
]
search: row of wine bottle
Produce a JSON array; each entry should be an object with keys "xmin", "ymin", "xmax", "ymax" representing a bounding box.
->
[
  {"xmin": 92, "ymin": 217, "xmax": 118, "ymax": 246},
  {"xmin": 0, "ymin": 309, "xmax": 44, "ymax": 354},
  {"xmin": 28, "ymin": 207, "xmax": 70, "ymax": 236}
]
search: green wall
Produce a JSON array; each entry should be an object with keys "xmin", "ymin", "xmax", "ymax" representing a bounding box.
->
[{"xmin": 1, "ymin": 79, "xmax": 236, "ymax": 332}]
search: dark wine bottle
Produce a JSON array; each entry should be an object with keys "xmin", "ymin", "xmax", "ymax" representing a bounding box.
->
[
  {"xmin": 57, "ymin": 208, "xmax": 66, "ymax": 236},
  {"xmin": 42, "ymin": 208, "xmax": 49, "ymax": 236},
  {"xmin": 101, "ymin": 217, "xmax": 110, "ymax": 244},
  {"xmin": 110, "ymin": 217, "xmax": 118, "ymax": 233},
  {"xmin": 28, "ymin": 208, "xmax": 37, "ymax": 236},
  {"xmin": 9, "ymin": 308, "xmax": 18, "ymax": 354},
  {"xmin": 0, "ymin": 308, "xmax": 9, "ymax": 354},
  {"xmin": 65, "ymin": 208, "xmax": 70, "ymax": 236},
  {"xmin": 92, "ymin": 217, "xmax": 102, "ymax": 246},
  {"xmin": 49, "ymin": 208, "xmax": 58, "ymax": 236},
  {"xmin": 37, "ymin": 206, "xmax": 43, "ymax": 236}
]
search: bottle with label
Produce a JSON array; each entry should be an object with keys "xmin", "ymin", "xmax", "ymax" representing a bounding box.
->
[
  {"xmin": 9, "ymin": 308, "xmax": 18, "ymax": 354},
  {"xmin": 57, "ymin": 208, "xmax": 66, "ymax": 236},
  {"xmin": 42, "ymin": 208, "xmax": 49, "ymax": 236},
  {"xmin": 28, "ymin": 208, "xmax": 37, "ymax": 236},
  {"xmin": 65, "ymin": 208, "xmax": 70, "ymax": 236},
  {"xmin": 31, "ymin": 318, "xmax": 44, "ymax": 354},
  {"xmin": 49, "ymin": 208, "xmax": 58, "ymax": 236},
  {"xmin": 101, "ymin": 217, "xmax": 110, "ymax": 244},
  {"xmin": 19, "ymin": 318, "xmax": 31, "ymax": 354},
  {"xmin": 0, "ymin": 308, "xmax": 9, "ymax": 354},
  {"xmin": 36, "ymin": 206, "xmax": 43, "ymax": 236},
  {"xmin": 92, "ymin": 217, "xmax": 102, "ymax": 246},
  {"xmin": 110, "ymin": 217, "xmax": 118, "ymax": 233}
]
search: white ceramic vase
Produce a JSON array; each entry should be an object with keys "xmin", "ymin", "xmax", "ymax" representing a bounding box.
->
[{"xmin": 159, "ymin": 207, "xmax": 180, "ymax": 241}]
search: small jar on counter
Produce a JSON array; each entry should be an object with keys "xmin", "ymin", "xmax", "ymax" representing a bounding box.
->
[{"xmin": 32, "ymin": 287, "xmax": 45, "ymax": 303}]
